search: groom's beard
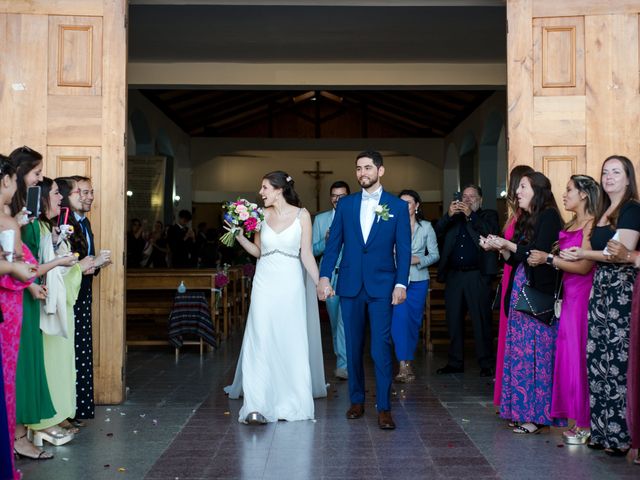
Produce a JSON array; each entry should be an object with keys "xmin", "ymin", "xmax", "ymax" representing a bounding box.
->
[{"xmin": 358, "ymin": 176, "xmax": 378, "ymax": 189}]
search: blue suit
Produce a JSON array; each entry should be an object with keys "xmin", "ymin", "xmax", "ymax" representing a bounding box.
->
[
  {"xmin": 312, "ymin": 209, "xmax": 347, "ymax": 371},
  {"xmin": 320, "ymin": 190, "xmax": 411, "ymax": 411}
]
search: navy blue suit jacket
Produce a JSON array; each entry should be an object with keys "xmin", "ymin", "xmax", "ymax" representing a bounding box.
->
[{"xmin": 319, "ymin": 190, "xmax": 411, "ymax": 298}]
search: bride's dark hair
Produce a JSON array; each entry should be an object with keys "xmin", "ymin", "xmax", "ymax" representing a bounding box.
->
[{"xmin": 263, "ymin": 171, "xmax": 301, "ymax": 207}]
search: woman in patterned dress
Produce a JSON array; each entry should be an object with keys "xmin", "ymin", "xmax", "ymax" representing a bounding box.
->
[
  {"xmin": 483, "ymin": 171, "xmax": 565, "ymax": 434},
  {"xmin": 560, "ymin": 155, "xmax": 640, "ymax": 456}
]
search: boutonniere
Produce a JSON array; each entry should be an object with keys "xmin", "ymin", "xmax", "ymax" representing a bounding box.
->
[{"xmin": 374, "ymin": 204, "xmax": 394, "ymax": 222}]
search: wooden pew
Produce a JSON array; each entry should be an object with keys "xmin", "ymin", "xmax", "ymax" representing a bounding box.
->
[
  {"xmin": 422, "ymin": 267, "xmax": 501, "ymax": 352},
  {"xmin": 126, "ymin": 269, "xmax": 222, "ymax": 354}
]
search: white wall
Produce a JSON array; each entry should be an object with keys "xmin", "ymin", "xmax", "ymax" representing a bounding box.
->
[
  {"xmin": 128, "ymin": 90, "xmax": 192, "ymax": 216},
  {"xmin": 190, "ymin": 138, "xmax": 444, "ymax": 213}
]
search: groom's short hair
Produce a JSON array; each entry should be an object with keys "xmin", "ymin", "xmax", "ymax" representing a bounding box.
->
[{"xmin": 356, "ymin": 150, "xmax": 383, "ymax": 168}]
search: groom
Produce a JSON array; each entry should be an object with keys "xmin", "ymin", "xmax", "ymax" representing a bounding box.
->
[{"xmin": 317, "ymin": 150, "xmax": 411, "ymax": 430}]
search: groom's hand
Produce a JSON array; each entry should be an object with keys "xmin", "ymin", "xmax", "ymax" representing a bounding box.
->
[
  {"xmin": 391, "ymin": 286, "xmax": 407, "ymax": 305},
  {"xmin": 317, "ymin": 277, "xmax": 333, "ymax": 301}
]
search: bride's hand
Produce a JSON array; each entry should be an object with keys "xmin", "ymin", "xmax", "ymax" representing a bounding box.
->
[
  {"xmin": 316, "ymin": 277, "xmax": 332, "ymax": 301},
  {"xmin": 223, "ymin": 220, "xmax": 243, "ymax": 236}
]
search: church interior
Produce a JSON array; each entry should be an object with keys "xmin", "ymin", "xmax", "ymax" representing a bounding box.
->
[{"xmin": 10, "ymin": 1, "xmax": 640, "ymax": 479}]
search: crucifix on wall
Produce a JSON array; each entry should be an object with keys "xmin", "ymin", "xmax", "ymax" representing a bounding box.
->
[{"xmin": 303, "ymin": 161, "xmax": 333, "ymax": 212}]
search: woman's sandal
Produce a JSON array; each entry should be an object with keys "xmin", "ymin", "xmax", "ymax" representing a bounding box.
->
[
  {"xmin": 513, "ymin": 422, "xmax": 546, "ymax": 434},
  {"xmin": 13, "ymin": 433, "xmax": 53, "ymax": 460},
  {"xmin": 604, "ymin": 447, "xmax": 629, "ymax": 457}
]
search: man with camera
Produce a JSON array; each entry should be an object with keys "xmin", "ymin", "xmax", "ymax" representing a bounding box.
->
[{"xmin": 435, "ymin": 185, "xmax": 499, "ymax": 377}]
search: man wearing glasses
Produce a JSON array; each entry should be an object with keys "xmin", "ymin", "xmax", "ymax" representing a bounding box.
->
[{"xmin": 312, "ymin": 180, "xmax": 350, "ymax": 380}]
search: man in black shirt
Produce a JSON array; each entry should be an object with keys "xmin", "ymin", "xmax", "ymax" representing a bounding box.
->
[
  {"xmin": 167, "ymin": 210, "xmax": 196, "ymax": 268},
  {"xmin": 435, "ymin": 185, "xmax": 499, "ymax": 376}
]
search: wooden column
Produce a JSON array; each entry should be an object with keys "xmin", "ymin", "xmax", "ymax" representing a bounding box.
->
[
  {"xmin": 507, "ymin": 0, "xmax": 640, "ymax": 211},
  {"xmin": 0, "ymin": 0, "xmax": 127, "ymax": 404}
]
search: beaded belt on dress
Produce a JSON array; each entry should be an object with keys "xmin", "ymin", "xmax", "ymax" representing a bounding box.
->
[{"xmin": 261, "ymin": 249, "xmax": 300, "ymax": 259}]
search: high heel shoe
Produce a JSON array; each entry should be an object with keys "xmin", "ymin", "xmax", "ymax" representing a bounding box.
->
[
  {"xmin": 244, "ymin": 412, "xmax": 267, "ymax": 425},
  {"xmin": 13, "ymin": 433, "xmax": 53, "ymax": 460},
  {"xmin": 563, "ymin": 427, "xmax": 590, "ymax": 445},
  {"xmin": 28, "ymin": 427, "xmax": 74, "ymax": 447}
]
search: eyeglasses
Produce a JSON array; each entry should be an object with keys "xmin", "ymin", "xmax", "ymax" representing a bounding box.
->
[
  {"xmin": 18, "ymin": 145, "xmax": 34, "ymax": 153},
  {"xmin": 330, "ymin": 194, "xmax": 347, "ymax": 200}
]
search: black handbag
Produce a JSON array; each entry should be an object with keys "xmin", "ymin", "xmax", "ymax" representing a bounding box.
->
[{"xmin": 514, "ymin": 267, "xmax": 561, "ymax": 326}]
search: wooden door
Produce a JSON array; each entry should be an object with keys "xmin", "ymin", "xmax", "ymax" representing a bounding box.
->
[
  {"xmin": 507, "ymin": 0, "xmax": 640, "ymax": 213},
  {"xmin": 0, "ymin": 0, "xmax": 127, "ymax": 404}
]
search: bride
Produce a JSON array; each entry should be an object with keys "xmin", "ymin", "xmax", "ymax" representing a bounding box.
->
[{"xmin": 224, "ymin": 171, "xmax": 327, "ymax": 424}]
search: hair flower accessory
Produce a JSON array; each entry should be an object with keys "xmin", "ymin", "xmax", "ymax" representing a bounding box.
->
[
  {"xmin": 285, "ymin": 175, "xmax": 292, "ymax": 183},
  {"xmin": 374, "ymin": 204, "xmax": 393, "ymax": 222}
]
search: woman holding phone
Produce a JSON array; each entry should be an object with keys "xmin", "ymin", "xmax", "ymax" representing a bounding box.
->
[
  {"xmin": 9, "ymin": 147, "xmax": 77, "ymax": 459},
  {"xmin": 26, "ymin": 178, "xmax": 94, "ymax": 446}
]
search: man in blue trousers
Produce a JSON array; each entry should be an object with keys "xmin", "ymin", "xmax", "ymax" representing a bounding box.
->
[
  {"xmin": 317, "ymin": 150, "xmax": 411, "ymax": 430},
  {"xmin": 312, "ymin": 180, "xmax": 351, "ymax": 381}
]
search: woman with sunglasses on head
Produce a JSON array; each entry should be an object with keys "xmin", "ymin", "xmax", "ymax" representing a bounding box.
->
[
  {"xmin": 8, "ymin": 147, "xmax": 77, "ymax": 460},
  {"xmin": 560, "ymin": 156, "xmax": 640, "ymax": 457}
]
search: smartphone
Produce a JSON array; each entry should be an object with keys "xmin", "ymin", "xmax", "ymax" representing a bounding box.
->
[
  {"xmin": 58, "ymin": 207, "xmax": 70, "ymax": 226},
  {"xmin": 453, "ymin": 191, "xmax": 462, "ymax": 202},
  {"xmin": 26, "ymin": 185, "xmax": 41, "ymax": 219}
]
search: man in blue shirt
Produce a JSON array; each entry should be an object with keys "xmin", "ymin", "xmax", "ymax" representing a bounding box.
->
[{"xmin": 312, "ymin": 180, "xmax": 350, "ymax": 380}]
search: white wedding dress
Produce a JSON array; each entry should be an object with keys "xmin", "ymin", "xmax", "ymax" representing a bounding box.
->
[{"xmin": 224, "ymin": 212, "xmax": 327, "ymax": 423}]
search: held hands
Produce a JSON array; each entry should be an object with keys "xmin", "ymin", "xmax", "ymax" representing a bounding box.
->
[
  {"xmin": 28, "ymin": 283, "xmax": 47, "ymax": 300},
  {"xmin": 527, "ymin": 250, "xmax": 548, "ymax": 267},
  {"xmin": 605, "ymin": 239, "xmax": 631, "ymax": 263},
  {"xmin": 480, "ymin": 234, "xmax": 507, "ymax": 251},
  {"xmin": 11, "ymin": 262, "xmax": 38, "ymax": 282},
  {"xmin": 391, "ymin": 286, "xmax": 407, "ymax": 305},
  {"xmin": 316, "ymin": 277, "xmax": 334, "ymax": 301},
  {"xmin": 559, "ymin": 246, "xmax": 583, "ymax": 262}
]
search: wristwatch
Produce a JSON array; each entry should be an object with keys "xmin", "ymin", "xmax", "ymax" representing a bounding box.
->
[{"xmin": 546, "ymin": 254, "xmax": 554, "ymax": 266}]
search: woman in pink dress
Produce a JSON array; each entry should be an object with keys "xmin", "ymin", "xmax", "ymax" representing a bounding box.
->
[
  {"xmin": 528, "ymin": 175, "xmax": 599, "ymax": 444},
  {"xmin": 0, "ymin": 155, "xmax": 40, "ymax": 477},
  {"xmin": 493, "ymin": 165, "xmax": 533, "ymax": 407}
]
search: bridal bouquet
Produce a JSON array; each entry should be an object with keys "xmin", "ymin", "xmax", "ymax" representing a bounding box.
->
[{"xmin": 219, "ymin": 199, "xmax": 264, "ymax": 247}]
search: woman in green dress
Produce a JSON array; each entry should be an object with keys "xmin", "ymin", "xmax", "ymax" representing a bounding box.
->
[
  {"xmin": 26, "ymin": 178, "xmax": 94, "ymax": 446},
  {"xmin": 9, "ymin": 147, "xmax": 77, "ymax": 459}
]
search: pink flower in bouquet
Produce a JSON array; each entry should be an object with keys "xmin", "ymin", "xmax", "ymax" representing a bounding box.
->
[
  {"xmin": 244, "ymin": 217, "xmax": 258, "ymax": 232},
  {"xmin": 219, "ymin": 198, "xmax": 264, "ymax": 247},
  {"xmin": 215, "ymin": 272, "xmax": 229, "ymax": 288}
]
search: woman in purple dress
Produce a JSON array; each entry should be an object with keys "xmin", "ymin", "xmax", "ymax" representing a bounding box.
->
[
  {"xmin": 527, "ymin": 175, "xmax": 599, "ymax": 444},
  {"xmin": 484, "ymin": 172, "xmax": 565, "ymax": 434}
]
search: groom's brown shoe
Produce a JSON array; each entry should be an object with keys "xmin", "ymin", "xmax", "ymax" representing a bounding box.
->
[
  {"xmin": 378, "ymin": 411, "xmax": 396, "ymax": 430},
  {"xmin": 346, "ymin": 404, "xmax": 365, "ymax": 419}
]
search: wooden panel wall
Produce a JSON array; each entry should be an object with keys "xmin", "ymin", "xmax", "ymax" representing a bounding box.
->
[
  {"xmin": 507, "ymin": 0, "xmax": 640, "ymax": 197},
  {"xmin": 0, "ymin": 1, "xmax": 126, "ymax": 404}
]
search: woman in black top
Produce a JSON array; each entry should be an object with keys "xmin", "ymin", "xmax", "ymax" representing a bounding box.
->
[
  {"xmin": 561, "ymin": 155, "xmax": 640, "ymax": 456},
  {"xmin": 483, "ymin": 172, "xmax": 564, "ymax": 434}
]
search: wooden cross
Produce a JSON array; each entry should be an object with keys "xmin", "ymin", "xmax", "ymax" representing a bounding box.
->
[{"xmin": 303, "ymin": 161, "xmax": 333, "ymax": 212}]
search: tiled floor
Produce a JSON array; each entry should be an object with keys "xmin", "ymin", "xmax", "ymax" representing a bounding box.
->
[{"xmin": 16, "ymin": 323, "xmax": 640, "ymax": 480}]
